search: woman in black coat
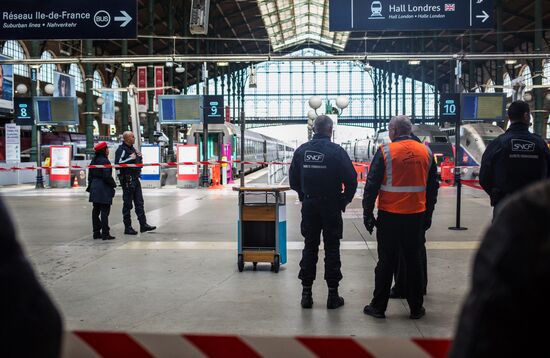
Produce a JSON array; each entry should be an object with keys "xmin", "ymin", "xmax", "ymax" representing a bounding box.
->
[{"xmin": 88, "ymin": 142, "xmax": 117, "ymax": 240}]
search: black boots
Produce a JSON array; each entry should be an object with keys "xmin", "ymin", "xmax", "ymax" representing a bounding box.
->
[
  {"xmin": 140, "ymin": 224, "xmax": 157, "ymax": 233},
  {"xmin": 102, "ymin": 234, "xmax": 115, "ymax": 241},
  {"xmin": 93, "ymin": 232, "xmax": 102, "ymax": 240},
  {"xmin": 301, "ymin": 287, "xmax": 345, "ymax": 309},
  {"xmin": 301, "ymin": 286, "xmax": 313, "ymax": 309},
  {"xmin": 363, "ymin": 304, "xmax": 386, "ymax": 319},
  {"xmin": 409, "ymin": 307, "xmax": 426, "ymax": 320},
  {"xmin": 326, "ymin": 287, "xmax": 345, "ymax": 309},
  {"xmin": 124, "ymin": 227, "xmax": 138, "ymax": 235},
  {"xmin": 125, "ymin": 225, "xmax": 156, "ymax": 235}
]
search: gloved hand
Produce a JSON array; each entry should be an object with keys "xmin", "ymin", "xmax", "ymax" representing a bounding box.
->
[
  {"xmin": 340, "ymin": 195, "xmax": 348, "ymax": 213},
  {"xmin": 363, "ymin": 214, "xmax": 377, "ymax": 235},
  {"xmin": 424, "ymin": 216, "xmax": 432, "ymax": 231}
]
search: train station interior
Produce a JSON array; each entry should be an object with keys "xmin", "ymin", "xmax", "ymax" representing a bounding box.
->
[{"xmin": 1, "ymin": 0, "xmax": 550, "ymax": 356}]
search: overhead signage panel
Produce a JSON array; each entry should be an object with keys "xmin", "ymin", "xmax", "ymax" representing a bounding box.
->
[
  {"xmin": 0, "ymin": 0, "xmax": 137, "ymax": 40},
  {"xmin": 330, "ymin": 0, "xmax": 494, "ymax": 31}
]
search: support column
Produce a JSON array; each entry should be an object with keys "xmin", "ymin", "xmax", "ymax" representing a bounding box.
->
[
  {"xmin": 147, "ymin": 0, "xmax": 155, "ymax": 143},
  {"xmin": 85, "ymin": 40, "xmax": 94, "ymax": 156},
  {"xmin": 534, "ymin": 0, "xmax": 545, "ymax": 136},
  {"xmin": 394, "ymin": 62, "xmax": 399, "ymax": 116},
  {"xmin": 373, "ymin": 68, "xmax": 378, "ymax": 131},
  {"xmin": 383, "ymin": 69, "xmax": 387, "ymax": 129},
  {"xmin": 30, "ymin": 41, "xmax": 39, "ymax": 163},
  {"xmin": 495, "ymin": 0, "xmax": 504, "ymax": 95},
  {"xmin": 421, "ymin": 34, "xmax": 426, "ymax": 123},
  {"xmin": 388, "ymin": 64, "xmax": 393, "ymax": 120},
  {"xmin": 121, "ymin": 40, "xmax": 129, "ymax": 132},
  {"xmin": 469, "ymin": 32, "xmax": 475, "ymax": 92},
  {"xmin": 167, "ymin": 0, "xmax": 175, "ymax": 161}
]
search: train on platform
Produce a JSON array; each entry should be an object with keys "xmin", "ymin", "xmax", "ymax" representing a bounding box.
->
[
  {"xmin": 188, "ymin": 122, "xmax": 294, "ymax": 177},
  {"xmin": 343, "ymin": 124, "xmax": 455, "ymax": 170},
  {"xmin": 441, "ymin": 123, "xmax": 504, "ymax": 179}
]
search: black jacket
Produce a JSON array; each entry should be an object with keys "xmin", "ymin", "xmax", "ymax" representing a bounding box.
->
[
  {"xmin": 88, "ymin": 152, "xmax": 116, "ymax": 205},
  {"xmin": 451, "ymin": 179, "xmax": 550, "ymax": 358},
  {"xmin": 115, "ymin": 142, "xmax": 142, "ymax": 177},
  {"xmin": 0, "ymin": 197, "xmax": 62, "ymax": 357},
  {"xmin": 363, "ymin": 136, "xmax": 439, "ymax": 219},
  {"xmin": 289, "ymin": 134, "xmax": 357, "ymax": 205},
  {"xmin": 479, "ymin": 122, "xmax": 550, "ymax": 206}
]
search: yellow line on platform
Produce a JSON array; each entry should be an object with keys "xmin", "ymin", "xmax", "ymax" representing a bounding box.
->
[{"xmin": 118, "ymin": 241, "xmax": 480, "ymax": 251}]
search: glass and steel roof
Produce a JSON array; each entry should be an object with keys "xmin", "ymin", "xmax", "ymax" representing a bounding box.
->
[{"xmin": 257, "ymin": 0, "xmax": 350, "ymax": 51}]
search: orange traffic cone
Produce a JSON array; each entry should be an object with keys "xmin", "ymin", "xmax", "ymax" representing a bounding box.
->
[{"xmin": 72, "ymin": 176, "xmax": 79, "ymax": 188}]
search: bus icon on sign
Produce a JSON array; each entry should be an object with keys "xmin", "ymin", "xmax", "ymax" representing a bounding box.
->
[{"xmin": 369, "ymin": 1, "xmax": 385, "ymax": 19}]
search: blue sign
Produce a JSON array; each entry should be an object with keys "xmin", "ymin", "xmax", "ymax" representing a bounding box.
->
[
  {"xmin": 34, "ymin": 97, "xmax": 79, "ymax": 126},
  {"xmin": 440, "ymin": 94, "xmax": 460, "ymax": 123},
  {"xmin": 461, "ymin": 93, "xmax": 506, "ymax": 122},
  {"xmin": 203, "ymin": 95, "xmax": 224, "ymax": 124},
  {"xmin": 14, "ymin": 97, "xmax": 34, "ymax": 126},
  {"xmin": 330, "ymin": 0, "xmax": 494, "ymax": 31},
  {"xmin": 0, "ymin": 0, "xmax": 137, "ymax": 40}
]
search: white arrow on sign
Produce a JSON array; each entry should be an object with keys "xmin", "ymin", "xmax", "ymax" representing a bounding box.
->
[
  {"xmin": 476, "ymin": 10, "xmax": 490, "ymax": 23},
  {"xmin": 114, "ymin": 11, "xmax": 132, "ymax": 27}
]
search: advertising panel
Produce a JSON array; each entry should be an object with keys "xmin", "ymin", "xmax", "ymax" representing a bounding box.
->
[
  {"xmin": 53, "ymin": 71, "xmax": 76, "ymax": 97},
  {"xmin": 102, "ymin": 91, "xmax": 115, "ymax": 125},
  {"xmin": 0, "ymin": 55, "xmax": 14, "ymax": 113}
]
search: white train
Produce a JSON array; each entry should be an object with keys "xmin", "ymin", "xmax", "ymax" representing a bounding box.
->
[
  {"xmin": 343, "ymin": 124, "xmax": 454, "ymax": 168},
  {"xmin": 188, "ymin": 122, "xmax": 294, "ymax": 176}
]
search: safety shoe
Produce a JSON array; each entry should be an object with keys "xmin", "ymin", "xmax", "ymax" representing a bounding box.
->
[
  {"xmin": 102, "ymin": 234, "xmax": 116, "ymax": 241},
  {"xmin": 363, "ymin": 305, "xmax": 386, "ymax": 319},
  {"xmin": 124, "ymin": 227, "xmax": 138, "ymax": 235},
  {"xmin": 409, "ymin": 307, "xmax": 426, "ymax": 320},
  {"xmin": 301, "ymin": 286, "xmax": 313, "ymax": 309},
  {"xmin": 140, "ymin": 224, "xmax": 157, "ymax": 233},
  {"xmin": 326, "ymin": 288, "xmax": 344, "ymax": 309}
]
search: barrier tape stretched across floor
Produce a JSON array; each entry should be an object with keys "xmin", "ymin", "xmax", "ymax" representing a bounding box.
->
[{"xmin": 63, "ymin": 332, "xmax": 452, "ymax": 358}]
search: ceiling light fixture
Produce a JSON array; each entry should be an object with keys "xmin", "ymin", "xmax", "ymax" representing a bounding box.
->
[
  {"xmin": 121, "ymin": 62, "xmax": 134, "ymax": 68},
  {"xmin": 505, "ymin": 59, "xmax": 518, "ymax": 65},
  {"xmin": 216, "ymin": 61, "xmax": 229, "ymax": 67},
  {"xmin": 408, "ymin": 60, "xmax": 421, "ymax": 65}
]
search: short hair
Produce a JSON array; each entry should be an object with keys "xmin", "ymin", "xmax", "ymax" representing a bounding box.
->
[
  {"xmin": 122, "ymin": 131, "xmax": 134, "ymax": 140},
  {"xmin": 508, "ymin": 100, "xmax": 530, "ymax": 122},
  {"xmin": 313, "ymin": 115, "xmax": 333, "ymax": 135},
  {"xmin": 389, "ymin": 115, "xmax": 413, "ymax": 136}
]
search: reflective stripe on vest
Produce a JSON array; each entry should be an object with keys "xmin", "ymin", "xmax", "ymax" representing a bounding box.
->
[{"xmin": 378, "ymin": 140, "xmax": 432, "ymax": 214}]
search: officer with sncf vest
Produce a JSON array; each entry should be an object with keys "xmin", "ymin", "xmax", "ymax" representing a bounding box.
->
[
  {"xmin": 115, "ymin": 131, "xmax": 156, "ymax": 235},
  {"xmin": 289, "ymin": 115, "xmax": 357, "ymax": 310},
  {"xmin": 363, "ymin": 115, "xmax": 439, "ymax": 320},
  {"xmin": 480, "ymin": 100, "xmax": 550, "ymax": 217}
]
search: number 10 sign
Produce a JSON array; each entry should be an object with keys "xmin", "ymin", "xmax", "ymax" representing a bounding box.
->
[{"xmin": 440, "ymin": 94, "xmax": 461, "ymax": 123}]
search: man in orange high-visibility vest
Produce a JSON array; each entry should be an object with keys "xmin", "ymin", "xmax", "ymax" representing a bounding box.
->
[{"xmin": 362, "ymin": 116, "xmax": 439, "ymax": 320}]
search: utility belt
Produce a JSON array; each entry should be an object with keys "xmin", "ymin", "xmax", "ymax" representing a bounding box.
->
[
  {"xmin": 304, "ymin": 193, "xmax": 344, "ymax": 202},
  {"xmin": 119, "ymin": 174, "xmax": 140, "ymax": 190}
]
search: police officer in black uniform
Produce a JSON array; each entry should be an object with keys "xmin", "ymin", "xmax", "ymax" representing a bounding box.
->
[
  {"xmin": 480, "ymin": 100, "xmax": 550, "ymax": 216},
  {"xmin": 289, "ymin": 115, "xmax": 357, "ymax": 309},
  {"xmin": 115, "ymin": 131, "xmax": 156, "ymax": 235}
]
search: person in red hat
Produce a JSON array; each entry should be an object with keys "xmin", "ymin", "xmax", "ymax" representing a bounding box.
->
[{"xmin": 87, "ymin": 142, "xmax": 117, "ymax": 240}]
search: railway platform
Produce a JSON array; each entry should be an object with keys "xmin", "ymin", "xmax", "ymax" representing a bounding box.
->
[{"xmin": 0, "ymin": 172, "xmax": 491, "ymax": 338}]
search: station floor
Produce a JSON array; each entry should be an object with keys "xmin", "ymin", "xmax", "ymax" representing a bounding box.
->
[{"xmin": 0, "ymin": 170, "xmax": 491, "ymax": 338}]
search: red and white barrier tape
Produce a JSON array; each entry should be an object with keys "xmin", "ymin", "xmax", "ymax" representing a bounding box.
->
[
  {"xmin": 63, "ymin": 332, "xmax": 452, "ymax": 358},
  {"xmin": 0, "ymin": 160, "xmax": 292, "ymax": 172}
]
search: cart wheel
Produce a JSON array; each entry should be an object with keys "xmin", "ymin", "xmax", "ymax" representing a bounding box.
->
[
  {"xmin": 253, "ymin": 262, "xmax": 258, "ymax": 271},
  {"xmin": 270, "ymin": 263, "xmax": 275, "ymax": 272},
  {"xmin": 238, "ymin": 254, "xmax": 244, "ymax": 272},
  {"xmin": 273, "ymin": 255, "xmax": 280, "ymax": 273}
]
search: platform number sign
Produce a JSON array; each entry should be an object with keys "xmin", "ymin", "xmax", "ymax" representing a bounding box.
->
[
  {"xmin": 440, "ymin": 94, "xmax": 460, "ymax": 123},
  {"xmin": 203, "ymin": 95, "xmax": 224, "ymax": 124},
  {"xmin": 14, "ymin": 97, "xmax": 35, "ymax": 126}
]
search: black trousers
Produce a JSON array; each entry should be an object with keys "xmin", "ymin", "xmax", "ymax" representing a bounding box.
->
[
  {"xmin": 92, "ymin": 203, "xmax": 111, "ymax": 236},
  {"xmin": 122, "ymin": 179, "xmax": 146, "ymax": 228},
  {"xmin": 371, "ymin": 211, "xmax": 425, "ymax": 312},
  {"xmin": 393, "ymin": 234, "xmax": 428, "ymax": 295},
  {"xmin": 298, "ymin": 198, "xmax": 343, "ymax": 288}
]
